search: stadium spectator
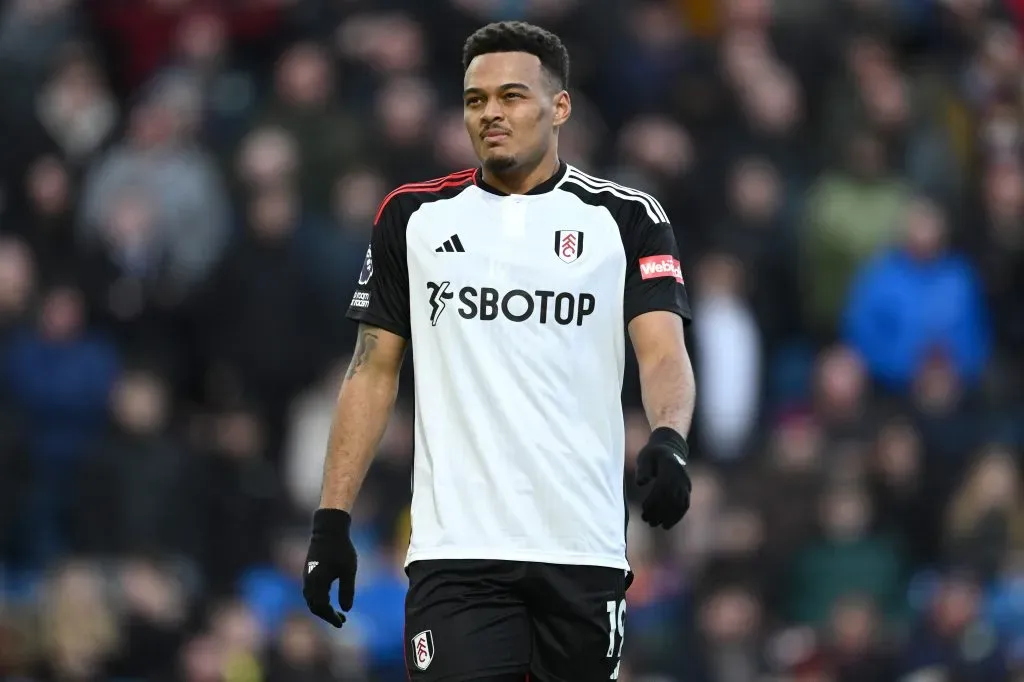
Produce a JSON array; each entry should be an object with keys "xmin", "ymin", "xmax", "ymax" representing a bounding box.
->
[{"xmin": 843, "ymin": 196, "xmax": 992, "ymax": 392}]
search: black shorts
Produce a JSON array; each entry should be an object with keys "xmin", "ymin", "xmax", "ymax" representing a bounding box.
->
[{"xmin": 404, "ymin": 559, "xmax": 627, "ymax": 682}]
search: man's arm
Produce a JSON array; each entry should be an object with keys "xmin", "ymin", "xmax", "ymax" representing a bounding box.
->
[
  {"xmin": 304, "ymin": 188, "xmax": 412, "ymax": 628},
  {"xmin": 322, "ymin": 185, "xmax": 413, "ymax": 510},
  {"xmin": 616, "ymin": 199, "xmax": 694, "ymax": 531},
  {"xmin": 617, "ymin": 200, "xmax": 695, "ymax": 436},
  {"xmin": 628, "ymin": 310, "xmax": 696, "ymax": 436},
  {"xmin": 319, "ymin": 323, "xmax": 408, "ymax": 511}
]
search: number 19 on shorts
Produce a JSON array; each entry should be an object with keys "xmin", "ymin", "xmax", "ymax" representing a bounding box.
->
[{"xmin": 605, "ymin": 599, "xmax": 626, "ymax": 658}]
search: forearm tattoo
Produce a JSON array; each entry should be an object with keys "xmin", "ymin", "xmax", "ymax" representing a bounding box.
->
[{"xmin": 346, "ymin": 326, "xmax": 380, "ymax": 379}]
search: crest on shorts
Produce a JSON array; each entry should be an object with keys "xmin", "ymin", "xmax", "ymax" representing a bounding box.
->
[
  {"xmin": 357, "ymin": 246, "xmax": 373, "ymax": 285},
  {"xmin": 411, "ymin": 630, "xmax": 434, "ymax": 670},
  {"xmin": 554, "ymin": 230, "xmax": 584, "ymax": 263}
]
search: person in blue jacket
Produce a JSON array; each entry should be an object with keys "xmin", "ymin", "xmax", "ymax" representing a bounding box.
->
[{"xmin": 843, "ymin": 196, "xmax": 992, "ymax": 393}]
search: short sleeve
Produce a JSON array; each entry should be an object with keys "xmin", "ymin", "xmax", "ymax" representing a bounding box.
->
[
  {"xmin": 346, "ymin": 200, "xmax": 411, "ymax": 338},
  {"xmin": 622, "ymin": 213, "xmax": 692, "ymax": 325}
]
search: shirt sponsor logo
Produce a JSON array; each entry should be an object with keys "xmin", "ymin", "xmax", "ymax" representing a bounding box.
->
[
  {"xmin": 638, "ymin": 255, "xmax": 683, "ymax": 283},
  {"xmin": 426, "ymin": 281, "xmax": 453, "ymax": 326},
  {"xmin": 350, "ymin": 291, "xmax": 370, "ymax": 308},
  {"xmin": 427, "ymin": 282, "xmax": 596, "ymax": 326}
]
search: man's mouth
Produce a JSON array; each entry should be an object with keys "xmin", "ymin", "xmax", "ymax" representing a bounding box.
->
[{"xmin": 482, "ymin": 128, "xmax": 510, "ymax": 141}]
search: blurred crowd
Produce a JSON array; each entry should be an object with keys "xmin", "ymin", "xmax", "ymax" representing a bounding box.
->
[{"xmin": 0, "ymin": 0, "xmax": 1023, "ymax": 681}]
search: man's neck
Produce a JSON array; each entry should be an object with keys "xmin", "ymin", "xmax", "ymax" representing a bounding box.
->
[{"xmin": 482, "ymin": 154, "xmax": 561, "ymax": 195}]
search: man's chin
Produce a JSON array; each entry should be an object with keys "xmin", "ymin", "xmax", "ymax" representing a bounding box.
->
[{"xmin": 483, "ymin": 154, "xmax": 518, "ymax": 174}]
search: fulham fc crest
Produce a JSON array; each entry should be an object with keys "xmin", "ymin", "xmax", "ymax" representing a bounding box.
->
[
  {"xmin": 409, "ymin": 626, "xmax": 434, "ymax": 667},
  {"xmin": 555, "ymin": 230, "xmax": 584, "ymax": 263},
  {"xmin": 411, "ymin": 630, "xmax": 434, "ymax": 670}
]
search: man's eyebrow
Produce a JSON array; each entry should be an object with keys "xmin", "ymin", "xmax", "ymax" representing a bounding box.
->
[{"xmin": 463, "ymin": 82, "xmax": 533, "ymax": 96}]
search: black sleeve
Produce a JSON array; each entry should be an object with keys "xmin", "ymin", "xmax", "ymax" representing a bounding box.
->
[
  {"xmin": 622, "ymin": 209, "xmax": 692, "ymax": 325},
  {"xmin": 345, "ymin": 198, "xmax": 411, "ymax": 339}
]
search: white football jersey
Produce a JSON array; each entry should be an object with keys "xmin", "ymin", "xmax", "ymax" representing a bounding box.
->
[{"xmin": 348, "ymin": 162, "xmax": 691, "ymax": 570}]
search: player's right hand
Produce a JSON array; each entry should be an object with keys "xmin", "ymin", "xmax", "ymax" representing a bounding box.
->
[{"xmin": 303, "ymin": 508, "xmax": 358, "ymax": 628}]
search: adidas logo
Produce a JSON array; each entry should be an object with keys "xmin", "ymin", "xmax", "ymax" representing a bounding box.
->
[
  {"xmin": 435, "ymin": 234, "xmax": 465, "ymax": 253},
  {"xmin": 307, "ymin": 561, "xmax": 318, "ymax": 574}
]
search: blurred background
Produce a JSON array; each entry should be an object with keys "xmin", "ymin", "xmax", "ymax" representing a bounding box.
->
[{"xmin": 0, "ymin": 0, "xmax": 1023, "ymax": 680}]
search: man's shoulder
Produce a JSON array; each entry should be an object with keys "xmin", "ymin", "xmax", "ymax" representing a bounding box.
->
[
  {"xmin": 557, "ymin": 165, "xmax": 670, "ymax": 226},
  {"xmin": 374, "ymin": 169, "xmax": 478, "ymax": 227}
]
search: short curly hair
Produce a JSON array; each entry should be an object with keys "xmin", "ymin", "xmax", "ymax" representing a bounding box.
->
[{"xmin": 462, "ymin": 21, "xmax": 570, "ymax": 91}]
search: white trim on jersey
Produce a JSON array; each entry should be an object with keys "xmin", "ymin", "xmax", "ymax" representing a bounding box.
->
[
  {"xmin": 562, "ymin": 167, "xmax": 670, "ymax": 224},
  {"xmin": 564, "ymin": 168, "xmax": 670, "ymax": 224},
  {"xmin": 568, "ymin": 167, "xmax": 670, "ymax": 222}
]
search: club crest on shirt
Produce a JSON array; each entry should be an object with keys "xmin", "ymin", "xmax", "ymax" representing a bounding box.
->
[
  {"xmin": 411, "ymin": 630, "xmax": 434, "ymax": 670},
  {"xmin": 357, "ymin": 246, "xmax": 373, "ymax": 285},
  {"xmin": 554, "ymin": 230, "xmax": 584, "ymax": 263}
]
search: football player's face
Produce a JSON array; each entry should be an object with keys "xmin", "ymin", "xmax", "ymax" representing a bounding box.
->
[{"xmin": 463, "ymin": 52, "xmax": 568, "ymax": 173}]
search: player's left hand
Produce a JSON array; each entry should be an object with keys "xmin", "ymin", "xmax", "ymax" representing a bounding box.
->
[{"xmin": 635, "ymin": 427, "xmax": 692, "ymax": 529}]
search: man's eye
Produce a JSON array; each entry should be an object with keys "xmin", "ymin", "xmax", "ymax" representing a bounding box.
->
[
  {"xmin": 504, "ymin": 93, "xmax": 523, "ymax": 100},
  {"xmin": 465, "ymin": 98, "xmax": 482, "ymax": 106}
]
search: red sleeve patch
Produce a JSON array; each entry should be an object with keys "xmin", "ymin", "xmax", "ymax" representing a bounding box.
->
[{"xmin": 638, "ymin": 255, "xmax": 683, "ymax": 283}]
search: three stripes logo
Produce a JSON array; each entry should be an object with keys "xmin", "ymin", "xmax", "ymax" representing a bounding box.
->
[{"xmin": 435, "ymin": 234, "xmax": 465, "ymax": 253}]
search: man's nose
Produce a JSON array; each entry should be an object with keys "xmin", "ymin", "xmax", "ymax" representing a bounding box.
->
[{"xmin": 481, "ymin": 97, "xmax": 505, "ymax": 123}]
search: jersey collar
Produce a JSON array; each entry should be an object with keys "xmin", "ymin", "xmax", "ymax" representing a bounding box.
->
[{"xmin": 474, "ymin": 160, "xmax": 567, "ymax": 196}]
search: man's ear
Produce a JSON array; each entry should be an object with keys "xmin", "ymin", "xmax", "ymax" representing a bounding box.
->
[{"xmin": 553, "ymin": 90, "xmax": 571, "ymax": 129}]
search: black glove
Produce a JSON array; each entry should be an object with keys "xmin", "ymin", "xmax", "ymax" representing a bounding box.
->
[
  {"xmin": 303, "ymin": 508, "xmax": 357, "ymax": 628},
  {"xmin": 635, "ymin": 427, "xmax": 692, "ymax": 529}
]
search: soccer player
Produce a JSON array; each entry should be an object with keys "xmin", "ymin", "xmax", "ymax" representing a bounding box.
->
[{"xmin": 303, "ymin": 20, "xmax": 696, "ymax": 682}]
